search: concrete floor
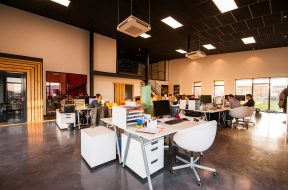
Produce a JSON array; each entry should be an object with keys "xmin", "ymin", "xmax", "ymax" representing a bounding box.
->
[{"xmin": 0, "ymin": 113, "xmax": 287, "ymax": 190}]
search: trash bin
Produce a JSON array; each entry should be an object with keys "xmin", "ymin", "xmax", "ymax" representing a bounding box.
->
[{"xmin": 67, "ymin": 123, "xmax": 74, "ymax": 131}]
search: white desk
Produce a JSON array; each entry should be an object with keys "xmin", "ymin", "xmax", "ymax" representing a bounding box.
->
[
  {"xmin": 183, "ymin": 107, "xmax": 231, "ymax": 124},
  {"xmin": 56, "ymin": 109, "xmax": 76, "ymax": 129},
  {"xmin": 101, "ymin": 117, "xmax": 206, "ymax": 190}
]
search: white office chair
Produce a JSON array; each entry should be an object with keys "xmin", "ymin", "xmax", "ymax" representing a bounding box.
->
[
  {"xmin": 229, "ymin": 106, "xmax": 254, "ymax": 129},
  {"xmin": 172, "ymin": 120, "xmax": 218, "ymax": 186}
]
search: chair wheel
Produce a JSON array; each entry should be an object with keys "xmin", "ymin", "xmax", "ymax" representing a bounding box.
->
[
  {"xmin": 170, "ymin": 170, "xmax": 176, "ymax": 175},
  {"xmin": 213, "ymin": 172, "xmax": 218, "ymax": 176},
  {"xmin": 197, "ymin": 181, "xmax": 202, "ymax": 186}
]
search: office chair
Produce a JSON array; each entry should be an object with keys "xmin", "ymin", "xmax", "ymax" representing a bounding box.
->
[
  {"xmin": 171, "ymin": 120, "xmax": 218, "ymax": 186},
  {"xmin": 229, "ymin": 106, "xmax": 254, "ymax": 129}
]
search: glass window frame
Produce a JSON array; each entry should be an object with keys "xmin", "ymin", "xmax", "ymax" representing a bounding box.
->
[{"xmin": 214, "ymin": 80, "xmax": 224, "ymax": 97}]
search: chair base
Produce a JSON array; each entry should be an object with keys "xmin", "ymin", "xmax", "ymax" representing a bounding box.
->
[
  {"xmin": 232, "ymin": 119, "xmax": 255, "ymax": 130},
  {"xmin": 172, "ymin": 155, "xmax": 217, "ymax": 185}
]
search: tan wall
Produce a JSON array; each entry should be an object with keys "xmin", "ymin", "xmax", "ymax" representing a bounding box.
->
[
  {"xmin": 169, "ymin": 47, "xmax": 288, "ymax": 95},
  {"xmin": 94, "ymin": 33, "xmax": 117, "ymax": 73},
  {"xmin": 0, "ymin": 4, "xmax": 90, "ymax": 114},
  {"xmin": 94, "ymin": 76, "xmax": 142, "ymax": 102}
]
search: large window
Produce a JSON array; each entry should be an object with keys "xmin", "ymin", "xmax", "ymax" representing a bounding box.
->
[
  {"xmin": 253, "ymin": 78, "xmax": 269, "ymax": 110},
  {"xmin": 235, "ymin": 79, "xmax": 252, "ymax": 95},
  {"xmin": 214, "ymin": 80, "xmax": 224, "ymax": 97},
  {"xmin": 46, "ymin": 72, "xmax": 87, "ymax": 115},
  {"xmin": 270, "ymin": 78, "xmax": 288, "ymax": 112},
  {"xmin": 235, "ymin": 77, "xmax": 288, "ymax": 112},
  {"xmin": 193, "ymin": 81, "xmax": 202, "ymax": 97}
]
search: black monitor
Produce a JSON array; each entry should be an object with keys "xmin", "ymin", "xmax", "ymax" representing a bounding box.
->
[
  {"xmin": 153, "ymin": 100, "xmax": 170, "ymax": 117},
  {"xmin": 200, "ymin": 95, "xmax": 212, "ymax": 104},
  {"xmin": 235, "ymin": 95, "xmax": 245, "ymax": 101}
]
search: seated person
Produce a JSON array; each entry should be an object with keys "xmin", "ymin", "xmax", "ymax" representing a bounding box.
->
[
  {"xmin": 61, "ymin": 94, "xmax": 74, "ymax": 105},
  {"xmin": 227, "ymin": 94, "xmax": 242, "ymax": 109},
  {"xmin": 88, "ymin": 94, "xmax": 102, "ymax": 108},
  {"xmin": 243, "ymin": 94, "xmax": 255, "ymax": 107}
]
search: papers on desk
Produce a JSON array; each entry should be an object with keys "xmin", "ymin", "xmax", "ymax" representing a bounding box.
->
[{"xmin": 136, "ymin": 126, "xmax": 165, "ymax": 134}]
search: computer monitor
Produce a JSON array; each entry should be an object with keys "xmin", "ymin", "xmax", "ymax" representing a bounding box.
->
[
  {"xmin": 89, "ymin": 98, "xmax": 96, "ymax": 104},
  {"xmin": 235, "ymin": 95, "xmax": 245, "ymax": 102},
  {"xmin": 179, "ymin": 100, "xmax": 187, "ymax": 109},
  {"xmin": 153, "ymin": 100, "xmax": 170, "ymax": 117},
  {"xmin": 200, "ymin": 95, "xmax": 212, "ymax": 104},
  {"xmin": 214, "ymin": 96, "xmax": 223, "ymax": 105}
]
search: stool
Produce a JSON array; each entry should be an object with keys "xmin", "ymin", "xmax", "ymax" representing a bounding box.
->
[{"xmin": 81, "ymin": 126, "xmax": 116, "ymax": 168}]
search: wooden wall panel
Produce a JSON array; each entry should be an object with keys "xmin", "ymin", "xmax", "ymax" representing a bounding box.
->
[{"xmin": 0, "ymin": 55, "xmax": 43, "ymax": 123}]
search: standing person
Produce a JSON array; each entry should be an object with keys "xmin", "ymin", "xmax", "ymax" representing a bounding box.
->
[
  {"xmin": 279, "ymin": 85, "xmax": 288, "ymax": 113},
  {"xmin": 243, "ymin": 94, "xmax": 255, "ymax": 107},
  {"xmin": 227, "ymin": 94, "xmax": 242, "ymax": 109}
]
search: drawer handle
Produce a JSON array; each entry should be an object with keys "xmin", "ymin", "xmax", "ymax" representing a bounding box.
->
[
  {"xmin": 151, "ymin": 140, "xmax": 158, "ymax": 145},
  {"xmin": 66, "ymin": 117, "xmax": 71, "ymax": 118},
  {"xmin": 151, "ymin": 147, "xmax": 158, "ymax": 152},
  {"xmin": 151, "ymin": 159, "xmax": 158, "ymax": 164}
]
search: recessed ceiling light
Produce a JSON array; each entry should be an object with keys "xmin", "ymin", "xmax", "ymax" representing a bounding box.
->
[
  {"xmin": 176, "ymin": 49, "xmax": 187, "ymax": 54},
  {"xmin": 284, "ymin": 15, "xmax": 287, "ymax": 19},
  {"xmin": 212, "ymin": 0, "xmax": 238, "ymax": 13},
  {"xmin": 140, "ymin": 33, "xmax": 151, "ymax": 39},
  {"xmin": 50, "ymin": 0, "xmax": 70, "ymax": 7},
  {"xmin": 161, "ymin": 16, "xmax": 183, "ymax": 29},
  {"xmin": 241, "ymin": 37, "xmax": 256, "ymax": 44},
  {"xmin": 202, "ymin": 44, "xmax": 216, "ymax": 50}
]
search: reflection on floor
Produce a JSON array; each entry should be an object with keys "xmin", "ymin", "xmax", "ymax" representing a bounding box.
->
[
  {"xmin": 0, "ymin": 111, "xmax": 23, "ymax": 124},
  {"xmin": 0, "ymin": 113, "xmax": 287, "ymax": 190}
]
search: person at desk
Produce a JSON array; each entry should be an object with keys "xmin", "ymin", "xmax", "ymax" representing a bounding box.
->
[
  {"xmin": 88, "ymin": 94, "xmax": 102, "ymax": 108},
  {"xmin": 61, "ymin": 94, "xmax": 74, "ymax": 105},
  {"xmin": 278, "ymin": 85, "xmax": 288, "ymax": 113},
  {"xmin": 227, "ymin": 94, "xmax": 242, "ymax": 109},
  {"xmin": 243, "ymin": 94, "xmax": 255, "ymax": 107}
]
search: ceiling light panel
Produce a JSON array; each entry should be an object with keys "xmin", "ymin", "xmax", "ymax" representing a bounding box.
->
[
  {"xmin": 176, "ymin": 49, "xmax": 187, "ymax": 54},
  {"xmin": 212, "ymin": 0, "xmax": 238, "ymax": 13},
  {"xmin": 241, "ymin": 37, "xmax": 256, "ymax": 44},
  {"xmin": 50, "ymin": 0, "xmax": 71, "ymax": 7},
  {"xmin": 202, "ymin": 44, "xmax": 216, "ymax": 50},
  {"xmin": 140, "ymin": 33, "xmax": 151, "ymax": 38},
  {"xmin": 161, "ymin": 16, "xmax": 183, "ymax": 29}
]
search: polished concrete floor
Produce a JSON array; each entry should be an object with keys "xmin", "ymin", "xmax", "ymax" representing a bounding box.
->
[{"xmin": 0, "ymin": 113, "xmax": 287, "ymax": 190}]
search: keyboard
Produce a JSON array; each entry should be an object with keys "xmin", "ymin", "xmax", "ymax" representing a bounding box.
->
[{"xmin": 164, "ymin": 119, "xmax": 184, "ymax": 125}]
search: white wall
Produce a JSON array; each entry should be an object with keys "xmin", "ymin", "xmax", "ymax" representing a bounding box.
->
[
  {"xmin": 0, "ymin": 4, "xmax": 90, "ymax": 114},
  {"xmin": 94, "ymin": 76, "xmax": 142, "ymax": 101},
  {"xmin": 169, "ymin": 47, "xmax": 288, "ymax": 95},
  {"xmin": 94, "ymin": 33, "xmax": 117, "ymax": 73}
]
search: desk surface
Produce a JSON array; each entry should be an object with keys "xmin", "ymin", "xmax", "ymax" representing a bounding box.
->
[
  {"xmin": 101, "ymin": 117, "xmax": 206, "ymax": 141},
  {"xmin": 182, "ymin": 107, "xmax": 231, "ymax": 113}
]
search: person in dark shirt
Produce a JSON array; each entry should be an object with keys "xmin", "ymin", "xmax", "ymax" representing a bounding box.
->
[
  {"xmin": 88, "ymin": 94, "xmax": 102, "ymax": 108},
  {"xmin": 243, "ymin": 94, "xmax": 255, "ymax": 107}
]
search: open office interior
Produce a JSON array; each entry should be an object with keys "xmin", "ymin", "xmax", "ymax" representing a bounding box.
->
[{"xmin": 0, "ymin": 1, "xmax": 287, "ymax": 190}]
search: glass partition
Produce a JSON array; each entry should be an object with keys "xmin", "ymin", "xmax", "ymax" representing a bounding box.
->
[{"xmin": 46, "ymin": 71, "xmax": 87, "ymax": 115}]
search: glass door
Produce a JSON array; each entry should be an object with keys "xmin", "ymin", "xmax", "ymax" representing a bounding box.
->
[{"xmin": 0, "ymin": 71, "xmax": 26, "ymax": 124}]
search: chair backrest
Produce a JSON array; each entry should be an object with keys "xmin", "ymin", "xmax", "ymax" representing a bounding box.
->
[
  {"xmin": 173, "ymin": 120, "xmax": 217, "ymax": 152},
  {"xmin": 229, "ymin": 106, "xmax": 251, "ymax": 119}
]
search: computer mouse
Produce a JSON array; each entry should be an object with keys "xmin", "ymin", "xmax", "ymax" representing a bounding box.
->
[{"xmin": 193, "ymin": 118, "xmax": 199, "ymax": 122}]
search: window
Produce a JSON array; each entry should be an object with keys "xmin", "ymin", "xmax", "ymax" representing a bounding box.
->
[
  {"xmin": 235, "ymin": 77, "xmax": 288, "ymax": 112},
  {"xmin": 46, "ymin": 72, "xmax": 87, "ymax": 115},
  {"xmin": 235, "ymin": 79, "xmax": 252, "ymax": 95},
  {"xmin": 193, "ymin": 81, "xmax": 202, "ymax": 97},
  {"xmin": 253, "ymin": 78, "xmax": 269, "ymax": 110},
  {"xmin": 214, "ymin": 80, "xmax": 224, "ymax": 97},
  {"xmin": 270, "ymin": 78, "xmax": 288, "ymax": 112}
]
